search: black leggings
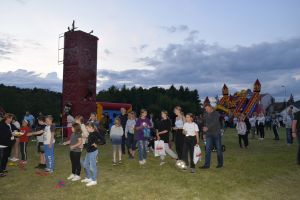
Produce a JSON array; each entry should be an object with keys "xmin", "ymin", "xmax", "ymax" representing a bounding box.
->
[
  {"xmin": 182, "ymin": 136, "xmax": 196, "ymax": 168},
  {"xmin": 0, "ymin": 146, "xmax": 12, "ymax": 173},
  {"xmin": 174, "ymin": 129, "xmax": 184, "ymax": 160},
  {"xmin": 238, "ymin": 134, "xmax": 248, "ymax": 147},
  {"xmin": 259, "ymin": 124, "xmax": 265, "ymax": 138},
  {"xmin": 20, "ymin": 142, "xmax": 28, "ymax": 161},
  {"xmin": 70, "ymin": 151, "xmax": 81, "ymax": 175}
]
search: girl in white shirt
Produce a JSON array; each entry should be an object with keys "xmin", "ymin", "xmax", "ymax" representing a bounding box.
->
[
  {"xmin": 110, "ymin": 118, "xmax": 124, "ymax": 165},
  {"xmin": 257, "ymin": 113, "xmax": 266, "ymax": 140},
  {"xmin": 173, "ymin": 106, "xmax": 186, "ymax": 160},
  {"xmin": 236, "ymin": 115, "xmax": 248, "ymax": 148},
  {"xmin": 182, "ymin": 113, "xmax": 199, "ymax": 173}
]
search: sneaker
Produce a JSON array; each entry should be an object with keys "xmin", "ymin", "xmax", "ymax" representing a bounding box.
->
[
  {"xmin": 67, "ymin": 174, "xmax": 75, "ymax": 180},
  {"xmin": 113, "ymin": 162, "xmax": 117, "ymax": 166},
  {"xmin": 160, "ymin": 162, "xmax": 166, "ymax": 166},
  {"xmin": 81, "ymin": 178, "xmax": 92, "ymax": 183},
  {"xmin": 118, "ymin": 160, "xmax": 122, "ymax": 164},
  {"xmin": 11, "ymin": 157, "xmax": 19, "ymax": 162},
  {"xmin": 190, "ymin": 168, "xmax": 196, "ymax": 173},
  {"xmin": 71, "ymin": 175, "xmax": 81, "ymax": 181},
  {"xmin": 34, "ymin": 164, "xmax": 41, "ymax": 169},
  {"xmin": 0, "ymin": 173, "xmax": 6, "ymax": 177},
  {"xmin": 216, "ymin": 165, "xmax": 223, "ymax": 168},
  {"xmin": 139, "ymin": 160, "xmax": 144, "ymax": 165},
  {"xmin": 86, "ymin": 181, "xmax": 97, "ymax": 187},
  {"xmin": 143, "ymin": 159, "xmax": 146, "ymax": 164}
]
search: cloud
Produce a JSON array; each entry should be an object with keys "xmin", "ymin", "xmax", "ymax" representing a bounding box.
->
[
  {"xmin": 99, "ymin": 37, "xmax": 300, "ymax": 100},
  {"xmin": 0, "ymin": 69, "xmax": 61, "ymax": 91},
  {"xmin": 103, "ymin": 49, "xmax": 112, "ymax": 56},
  {"xmin": 0, "ymin": 35, "xmax": 17, "ymax": 60},
  {"xmin": 1, "ymin": 37, "xmax": 300, "ymax": 101},
  {"xmin": 160, "ymin": 25, "xmax": 189, "ymax": 33}
]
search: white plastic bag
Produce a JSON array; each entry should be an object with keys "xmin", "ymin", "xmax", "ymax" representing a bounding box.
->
[
  {"xmin": 154, "ymin": 140, "xmax": 166, "ymax": 157},
  {"xmin": 193, "ymin": 145, "xmax": 202, "ymax": 164}
]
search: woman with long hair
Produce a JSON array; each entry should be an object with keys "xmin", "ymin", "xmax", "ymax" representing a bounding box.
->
[{"xmin": 173, "ymin": 106, "xmax": 185, "ymax": 160}]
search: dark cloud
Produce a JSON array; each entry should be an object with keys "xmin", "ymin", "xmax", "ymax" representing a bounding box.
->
[
  {"xmin": 0, "ymin": 69, "xmax": 61, "ymax": 91},
  {"xmin": 0, "ymin": 38, "xmax": 16, "ymax": 60},
  {"xmin": 99, "ymin": 37, "xmax": 300, "ymax": 100},
  {"xmin": 160, "ymin": 25, "xmax": 189, "ymax": 33},
  {"xmin": 103, "ymin": 49, "xmax": 112, "ymax": 56},
  {"xmin": 1, "ymin": 37, "xmax": 299, "ymax": 101}
]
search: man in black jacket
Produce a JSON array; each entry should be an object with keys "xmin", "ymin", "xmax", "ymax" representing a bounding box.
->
[{"xmin": 0, "ymin": 113, "xmax": 18, "ymax": 177}]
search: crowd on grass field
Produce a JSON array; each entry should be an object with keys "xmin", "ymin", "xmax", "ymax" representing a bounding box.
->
[{"xmin": 0, "ymin": 104, "xmax": 299, "ymax": 187}]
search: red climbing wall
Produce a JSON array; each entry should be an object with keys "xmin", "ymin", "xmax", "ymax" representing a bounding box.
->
[{"xmin": 62, "ymin": 30, "xmax": 98, "ymax": 121}]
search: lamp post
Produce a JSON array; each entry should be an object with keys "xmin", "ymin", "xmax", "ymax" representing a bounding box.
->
[{"xmin": 281, "ymin": 85, "xmax": 287, "ymax": 114}]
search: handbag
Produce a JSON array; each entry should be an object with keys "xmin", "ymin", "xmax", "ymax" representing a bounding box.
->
[
  {"xmin": 154, "ymin": 140, "xmax": 166, "ymax": 157},
  {"xmin": 143, "ymin": 128, "xmax": 151, "ymax": 138},
  {"xmin": 193, "ymin": 145, "xmax": 202, "ymax": 164}
]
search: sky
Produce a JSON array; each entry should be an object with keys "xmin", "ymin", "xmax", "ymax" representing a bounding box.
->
[{"xmin": 0, "ymin": 0, "xmax": 300, "ymax": 102}]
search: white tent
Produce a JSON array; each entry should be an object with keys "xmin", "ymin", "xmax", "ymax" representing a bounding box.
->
[{"xmin": 279, "ymin": 105, "xmax": 299, "ymax": 118}]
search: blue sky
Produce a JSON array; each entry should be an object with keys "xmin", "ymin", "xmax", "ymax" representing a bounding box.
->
[{"xmin": 0, "ymin": 0, "xmax": 299, "ymax": 101}]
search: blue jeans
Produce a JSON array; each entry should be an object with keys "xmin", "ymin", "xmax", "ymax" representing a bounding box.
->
[
  {"xmin": 83, "ymin": 150, "xmax": 98, "ymax": 181},
  {"xmin": 137, "ymin": 140, "xmax": 147, "ymax": 161},
  {"xmin": 286, "ymin": 128, "xmax": 293, "ymax": 144},
  {"xmin": 44, "ymin": 144, "xmax": 55, "ymax": 171},
  {"xmin": 204, "ymin": 134, "xmax": 223, "ymax": 167}
]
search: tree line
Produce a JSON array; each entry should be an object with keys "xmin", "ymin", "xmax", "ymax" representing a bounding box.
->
[{"xmin": 0, "ymin": 84, "xmax": 202, "ymax": 122}]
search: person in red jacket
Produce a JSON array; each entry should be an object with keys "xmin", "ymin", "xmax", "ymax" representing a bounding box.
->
[{"xmin": 19, "ymin": 120, "xmax": 31, "ymax": 164}]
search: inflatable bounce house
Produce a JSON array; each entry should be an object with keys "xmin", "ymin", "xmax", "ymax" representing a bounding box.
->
[{"xmin": 215, "ymin": 79, "xmax": 263, "ymax": 117}]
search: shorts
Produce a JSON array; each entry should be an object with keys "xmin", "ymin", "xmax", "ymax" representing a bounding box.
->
[{"xmin": 37, "ymin": 142, "xmax": 44, "ymax": 153}]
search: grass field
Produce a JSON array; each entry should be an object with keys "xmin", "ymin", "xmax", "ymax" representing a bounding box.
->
[{"xmin": 0, "ymin": 128, "xmax": 299, "ymax": 200}]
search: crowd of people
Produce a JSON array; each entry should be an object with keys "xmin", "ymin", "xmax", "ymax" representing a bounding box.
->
[{"xmin": 1, "ymin": 104, "xmax": 299, "ymax": 187}]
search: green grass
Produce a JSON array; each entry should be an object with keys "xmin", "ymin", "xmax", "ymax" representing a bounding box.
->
[{"xmin": 1, "ymin": 128, "xmax": 299, "ymax": 200}]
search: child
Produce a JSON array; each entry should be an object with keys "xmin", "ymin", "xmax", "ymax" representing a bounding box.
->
[
  {"xmin": 75, "ymin": 115, "xmax": 88, "ymax": 148},
  {"xmin": 236, "ymin": 115, "xmax": 248, "ymax": 148},
  {"xmin": 110, "ymin": 118, "xmax": 124, "ymax": 165},
  {"xmin": 182, "ymin": 113, "xmax": 199, "ymax": 173},
  {"xmin": 19, "ymin": 120, "xmax": 31, "ymax": 164},
  {"xmin": 81, "ymin": 122, "xmax": 98, "ymax": 187},
  {"xmin": 63, "ymin": 123, "xmax": 83, "ymax": 181},
  {"xmin": 134, "ymin": 109, "xmax": 152, "ymax": 165},
  {"xmin": 27, "ymin": 117, "xmax": 46, "ymax": 169},
  {"xmin": 35, "ymin": 116, "xmax": 46, "ymax": 169},
  {"xmin": 43, "ymin": 115, "xmax": 55, "ymax": 173},
  {"xmin": 125, "ymin": 111, "xmax": 137, "ymax": 159},
  {"xmin": 156, "ymin": 111, "xmax": 178, "ymax": 166}
]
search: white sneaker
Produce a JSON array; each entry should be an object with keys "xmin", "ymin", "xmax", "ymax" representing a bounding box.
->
[
  {"xmin": 11, "ymin": 157, "xmax": 19, "ymax": 162},
  {"xmin": 71, "ymin": 175, "xmax": 81, "ymax": 181},
  {"xmin": 160, "ymin": 161, "xmax": 166, "ymax": 166},
  {"xmin": 67, "ymin": 174, "xmax": 75, "ymax": 180},
  {"xmin": 143, "ymin": 159, "xmax": 146, "ymax": 164},
  {"xmin": 81, "ymin": 178, "xmax": 92, "ymax": 183},
  {"xmin": 86, "ymin": 181, "xmax": 97, "ymax": 187},
  {"xmin": 139, "ymin": 160, "xmax": 144, "ymax": 165}
]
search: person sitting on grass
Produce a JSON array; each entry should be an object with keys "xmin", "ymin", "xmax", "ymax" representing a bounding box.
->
[
  {"xmin": 110, "ymin": 118, "xmax": 124, "ymax": 166},
  {"xmin": 81, "ymin": 122, "xmax": 99, "ymax": 187},
  {"xmin": 63, "ymin": 123, "xmax": 83, "ymax": 181}
]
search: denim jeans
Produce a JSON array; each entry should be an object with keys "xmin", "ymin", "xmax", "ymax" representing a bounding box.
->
[
  {"xmin": 137, "ymin": 140, "xmax": 147, "ymax": 161},
  {"xmin": 286, "ymin": 128, "xmax": 293, "ymax": 144},
  {"xmin": 44, "ymin": 144, "xmax": 55, "ymax": 171},
  {"xmin": 204, "ymin": 134, "xmax": 223, "ymax": 167},
  {"xmin": 83, "ymin": 150, "xmax": 98, "ymax": 181}
]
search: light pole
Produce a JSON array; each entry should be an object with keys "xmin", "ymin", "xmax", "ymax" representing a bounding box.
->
[{"xmin": 281, "ymin": 85, "xmax": 287, "ymax": 114}]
